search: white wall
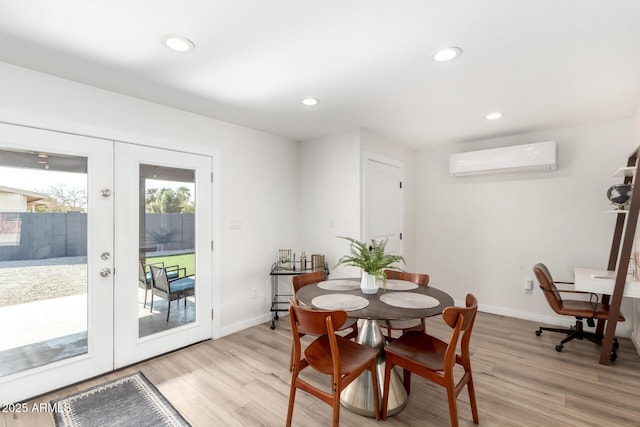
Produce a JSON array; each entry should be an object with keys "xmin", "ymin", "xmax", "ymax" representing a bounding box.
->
[
  {"xmin": 416, "ymin": 119, "xmax": 635, "ymax": 336},
  {"xmin": 298, "ymin": 130, "xmax": 361, "ymax": 277},
  {"xmin": 0, "ymin": 61, "xmax": 298, "ymax": 337},
  {"xmin": 298, "ymin": 128, "xmax": 417, "ymax": 278}
]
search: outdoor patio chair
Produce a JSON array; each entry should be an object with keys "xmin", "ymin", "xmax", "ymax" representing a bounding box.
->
[
  {"xmin": 149, "ymin": 264, "xmax": 194, "ymax": 321},
  {"xmin": 138, "ymin": 262, "xmax": 152, "ymax": 308},
  {"xmin": 138, "ymin": 261, "xmax": 179, "ymax": 308}
]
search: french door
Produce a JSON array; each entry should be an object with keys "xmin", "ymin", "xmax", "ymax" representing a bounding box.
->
[
  {"xmin": 0, "ymin": 123, "xmax": 212, "ymax": 403},
  {"xmin": 114, "ymin": 142, "xmax": 212, "ymax": 367}
]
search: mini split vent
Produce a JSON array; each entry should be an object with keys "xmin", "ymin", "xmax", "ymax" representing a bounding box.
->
[{"xmin": 449, "ymin": 141, "xmax": 557, "ymax": 177}]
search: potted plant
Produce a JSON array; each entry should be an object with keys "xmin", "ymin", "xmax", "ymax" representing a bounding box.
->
[{"xmin": 335, "ymin": 236, "xmax": 405, "ymax": 294}]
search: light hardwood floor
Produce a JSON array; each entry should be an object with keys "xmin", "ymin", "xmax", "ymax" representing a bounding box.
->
[{"xmin": 3, "ymin": 312, "xmax": 640, "ymax": 426}]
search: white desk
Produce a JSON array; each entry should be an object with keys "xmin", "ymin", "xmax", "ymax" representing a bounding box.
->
[{"xmin": 574, "ymin": 267, "xmax": 640, "ymax": 298}]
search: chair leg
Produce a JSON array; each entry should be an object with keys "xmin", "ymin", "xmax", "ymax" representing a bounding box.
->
[
  {"xmin": 445, "ymin": 381, "xmax": 459, "ymax": 427},
  {"xmin": 369, "ymin": 361, "xmax": 381, "ymax": 421},
  {"xmin": 467, "ymin": 372, "xmax": 479, "ymax": 424},
  {"xmin": 150, "ymin": 294, "xmax": 154, "ymax": 312},
  {"xmin": 403, "ymin": 369, "xmax": 412, "ymax": 395},
  {"xmin": 560, "ymin": 330, "xmax": 580, "ymax": 345},
  {"xmin": 143, "ymin": 289, "xmax": 148, "ymax": 308},
  {"xmin": 289, "ymin": 344, "xmax": 294, "ymax": 372},
  {"xmin": 332, "ymin": 380, "xmax": 341, "ymax": 427},
  {"xmin": 166, "ymin": 299, "xmax": 171, "ymax": 321},
  {"xmin": 381, "ymin": 357, "xmax": 394, "ymax": 420},
  {"xmin": 285, "ymin": 374, "xmax": 298, "ymax": 427}
]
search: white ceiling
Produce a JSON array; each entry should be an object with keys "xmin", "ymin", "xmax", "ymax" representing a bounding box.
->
[{"xmin": 1, "ymin": 1, "xmax": 639, "ymax": 149}]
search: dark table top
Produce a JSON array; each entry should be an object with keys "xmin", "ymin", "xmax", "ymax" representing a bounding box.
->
[{"xmin": 295, "ymin": 278, "xmax": 454, "ymax": 321}]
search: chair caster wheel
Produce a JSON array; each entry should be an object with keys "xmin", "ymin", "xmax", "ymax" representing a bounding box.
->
[
  {"xmin": 610, "ymin": 352, "xmax": 617, "ymax": 362},
  {"xmin": 535, "ymin": 330, "xmax": 542, "ymax": 336},
  {"xmin": 555, "ymin": 345, "xmax": 563, "ymax": 352}
]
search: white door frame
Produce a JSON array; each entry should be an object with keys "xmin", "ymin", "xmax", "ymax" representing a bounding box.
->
[
  {"xmin": 361, "ymin": 152, "xmax": 404, "ymax": 256},
  {"xmin": 114, "ymin": 142, "xmax": 212, "ymax": 368},
  {"xmin": 0, "ymin": 123, "xmax": 114, "ymax": 403}
]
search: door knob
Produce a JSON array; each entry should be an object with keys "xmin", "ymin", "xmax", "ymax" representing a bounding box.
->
[
  {"xmin": 100, "ymin": 252, "xmax": 111, "ymax": 260},
  {"xmin": 100, "ymin": 188, "xmax": 112, "ymax": 197},
  {"xmin": 100, "ymin": 268, "xmax": 112, "ymax": 277}
]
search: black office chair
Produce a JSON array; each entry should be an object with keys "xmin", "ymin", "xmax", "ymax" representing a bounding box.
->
[{"xmin": 533, "ymin": 263, "xmax": 624, "ymax": 361}]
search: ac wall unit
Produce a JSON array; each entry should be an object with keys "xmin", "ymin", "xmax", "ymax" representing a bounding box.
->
[{"xmin": 449, "ymin": 141, "xmax": 557, "ymax": 177}]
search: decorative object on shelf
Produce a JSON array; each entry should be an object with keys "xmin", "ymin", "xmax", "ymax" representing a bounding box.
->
[
  {"xmin": 278, "ymin": 249, "xmax": 292, "ymax": 269},
  {"xmin": 300, "ymin": 251, "xmax": 307, "ymax": 271},
  {"xmin": 335, "ymin": 236, "xmax": 405, "ymax": 294},
  {"xmin": 606, "ymin": 184, "xmax": 633, "ymax": 210},
  {"xmin": 311, "ymin": 254, "xmax": 325, "ymax": 271}
]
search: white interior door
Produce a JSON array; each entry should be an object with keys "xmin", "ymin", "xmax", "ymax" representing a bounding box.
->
[
  {"xmin": 0, "ymin": 123, "xmax": 113, "ymax": 403},
  {"xmin": 114, "ymin": 142, "xmax": 212, "ymax": 367},
  {"xmin": 363, "ymin": 154, "xmax": 403, "ymax": 256}
]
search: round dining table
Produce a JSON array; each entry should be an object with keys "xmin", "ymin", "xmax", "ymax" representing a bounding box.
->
[{"xmin": 295, "ymin": 277, "xmax": 454, "ymax": 417}]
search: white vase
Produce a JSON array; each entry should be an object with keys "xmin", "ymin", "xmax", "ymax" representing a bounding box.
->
[{"xmin": 360, "ymin": 271, "xmax": 379, "ymax": 294}]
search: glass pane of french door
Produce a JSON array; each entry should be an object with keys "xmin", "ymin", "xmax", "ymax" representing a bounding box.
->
[
  {"xmin": 0, "ymin": 148, "xmax": 89, "ymax": 377},
  {"xmin": 0, "ymin": 123, "xmax": 113, "ymax": 404},
  {"xmin": 138, "ymin": 164, "xmax": 196, "ymax": 337},
  {"xmin": 114, "ymin": 143, "xmax": 211, "ymax": 368}
]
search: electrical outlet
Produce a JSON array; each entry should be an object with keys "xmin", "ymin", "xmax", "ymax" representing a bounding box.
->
[{"xmin": 524, "ymin": 279, "xmax": 534, "ymax": 292}]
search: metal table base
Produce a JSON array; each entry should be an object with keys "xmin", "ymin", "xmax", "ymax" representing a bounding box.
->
[{"xmin": 340, "ymin": 319, "xmax": 407, "ymax": 417}]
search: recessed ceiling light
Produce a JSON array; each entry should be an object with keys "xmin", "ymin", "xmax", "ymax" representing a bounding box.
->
[
  {"xmin": 37, "ymin": 153, "xmax": 48, "ymax": 158},
  {"xmin": 432, "ymin": 47, "xmax": 462, "ymax": 62},
  {"xmin": 485, "ymin": 112, "xmax": 503, "ymax": 120},
  {"xmin": 163, "ymin": 35, "xmax": 195, "ymax": 52},
  {"xmin": 301, "ymin": 98, "xmax": 319, "ymax": 106}
]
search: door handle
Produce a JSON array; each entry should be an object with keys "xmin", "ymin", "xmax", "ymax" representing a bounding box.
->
[{"xmin": 100, "ymin": 268, "xmax": 112, "ymax": 277}]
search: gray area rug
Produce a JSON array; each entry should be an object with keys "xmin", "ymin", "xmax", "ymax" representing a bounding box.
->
[{"xmin": 52, "ymin": 371, "xmax": 190, "ymax": 427}]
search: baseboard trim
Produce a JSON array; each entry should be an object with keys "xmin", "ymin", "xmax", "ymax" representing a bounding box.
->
[
  {"xmin": 218, "ymin": 313, "xmax": 272, "ymax": 338},
  {"xmin": 472, "ymin": 302, "xmax": 633, "ymax": 339}
]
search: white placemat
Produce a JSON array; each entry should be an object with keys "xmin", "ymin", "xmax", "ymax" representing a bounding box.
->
[
  {"xmin": 317, "ymin": 279, "xmax": 361, "ymax": 291},
  {"xmin": 380, "ymin": 292, "xmax": 440, "ymax": 309},
  {"xmin": 381, "ymin": 279, "xmax": 419, "ymax": 291},
  {"xmin": 312, "ymin": 294, "xmax": 370, "ymax": 311}
]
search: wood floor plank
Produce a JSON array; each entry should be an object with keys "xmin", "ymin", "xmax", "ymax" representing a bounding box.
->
[{"xmin": 3, "ymin": 312, "xmax": 640, "ymax": 426}]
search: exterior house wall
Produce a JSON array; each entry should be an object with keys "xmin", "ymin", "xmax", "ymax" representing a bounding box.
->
[{"xmin": 0, "ymin": 192, "xmax": 27, "ymax": 212}]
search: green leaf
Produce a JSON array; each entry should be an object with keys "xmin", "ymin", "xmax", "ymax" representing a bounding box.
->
[{"xmin": 335, "ymin": 236, "xmax": 405, "ymax": 281}]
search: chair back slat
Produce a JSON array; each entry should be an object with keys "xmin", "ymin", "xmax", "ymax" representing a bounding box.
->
[
  {"xmin": 290, "ymin": 303, "xmax": 347, "ymax": 336},
  {"xmin": 150, "ymin": 264, "xmax": 170, "ymax": 292},
  {"xmin": 384, "ymin": 269, "xmax": 430, "ymax": 286},
  {"xmin": 138, "ymin": 262, "xmax": 147, "ymax": 287},
  {"xmin": 442, "ymin": 294, "xmax": 477, "ymax": 332},
  {"xmin": 533, "ymin": 263, "xmax": 563, "ymax": 312},
  {"xmin": 292, "ymin": 270, "xmax": 327, "ymax": 300}
]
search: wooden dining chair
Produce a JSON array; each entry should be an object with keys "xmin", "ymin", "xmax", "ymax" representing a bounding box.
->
[
  {"xmin": 382, "ymin": 269, "xmax": 430, "ymax": 340},
  {"xmin": 381, "ymin": 293, "xmax": 479, "ymax": 427},
  {"xmin": 287, "ymin": 301, "xmax": 380, "ymax": 426},
  {"xmin": 289, "ymin": 270, "xmax": 359, "ymax": 371}
]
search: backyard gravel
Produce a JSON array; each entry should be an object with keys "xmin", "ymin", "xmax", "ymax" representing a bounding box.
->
[{"xmin": 0, "ymin": 257, "xmax": 87, "ymax": 306}]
